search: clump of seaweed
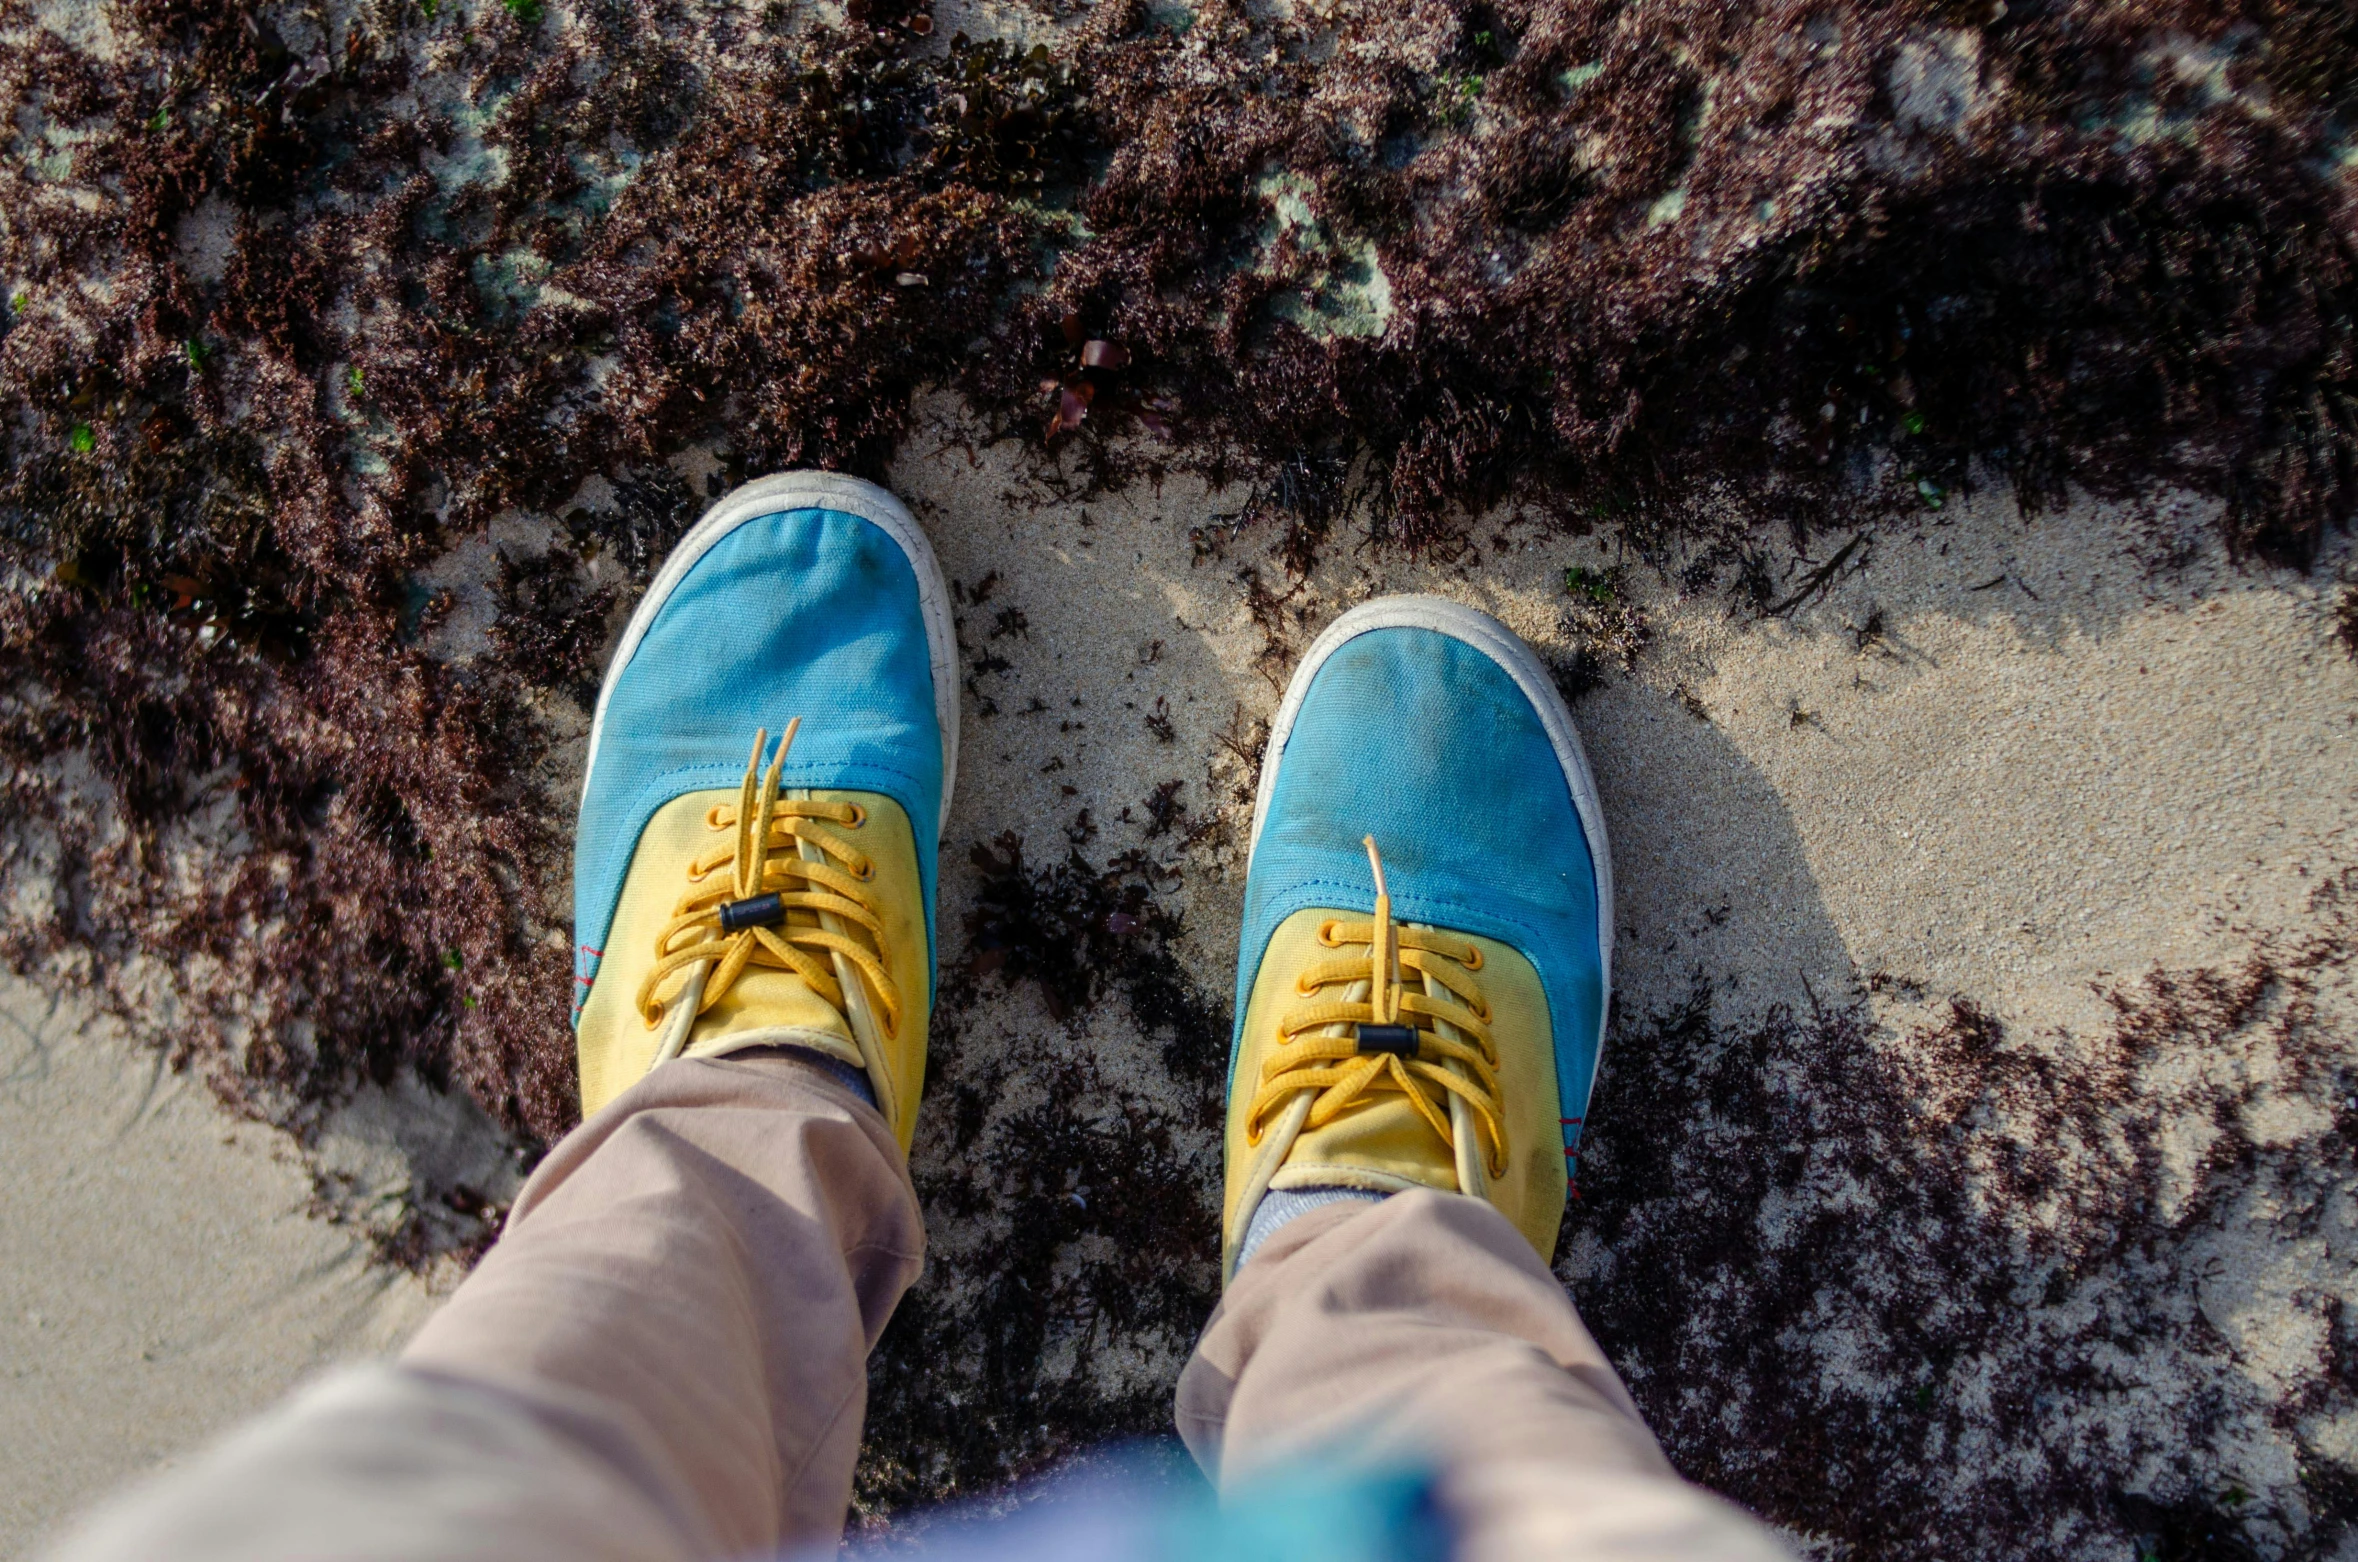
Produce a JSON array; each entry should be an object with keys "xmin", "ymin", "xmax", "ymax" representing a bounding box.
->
[
  {"xmin": 859, "ymin": 835, "xmax": 1226, "ymax": 1512},
  {"xmin": 960, "ymin": 832, "xmax": 1226, "ymax": 1089},
  {"xmin": 1550, "ymin": 563, "xmax": 1651, "ymax": 699},
  {"xmin": 1575, "ymin": 877, "xmax": 2358, "ymax": 1557}
]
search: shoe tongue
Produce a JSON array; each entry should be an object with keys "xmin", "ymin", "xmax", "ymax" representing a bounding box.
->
[
  {"xmin": 1273, "ymin": 1087, "xmax": 1461, "ymax": 1196},
  {"xmin": 678, "ymin": 958, "xmax": 858, "ymax": 1064},
  {"xmin": 1272, "ymin": 963, "xmax": 1465, "ymax": 1195}
]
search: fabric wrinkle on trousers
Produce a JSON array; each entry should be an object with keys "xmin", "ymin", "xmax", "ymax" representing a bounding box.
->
[
  {"xmin": 44, "ymin": 1054, "xmax": 1789, "ymax": 1562},
  {"xmin": 1180, "ymin": 1191, "xmax": 1791, "ymax": 1561},
  {"xmin": 399, "ymin": 1051, "xmax": 926, "ymax": 1555}
]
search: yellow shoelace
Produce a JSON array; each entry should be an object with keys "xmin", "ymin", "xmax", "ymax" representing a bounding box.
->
[
  {"xmin": 635, "ymin": 719, "xmax": 902, "ymax": 1046},
  {"xmin": 1245, "ymin": 837, "xmax": 1508, "ymax": 1181}
]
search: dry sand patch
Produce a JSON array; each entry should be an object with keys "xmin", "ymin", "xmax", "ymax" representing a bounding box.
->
[{"xmin": 0, "ymin": 975, "xmax": 439, "ymax": 1559}]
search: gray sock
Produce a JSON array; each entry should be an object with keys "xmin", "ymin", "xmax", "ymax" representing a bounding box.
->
[{"xmin": 1237, "ymin": 1186, "xmax": 1387, "ymax": 1269}]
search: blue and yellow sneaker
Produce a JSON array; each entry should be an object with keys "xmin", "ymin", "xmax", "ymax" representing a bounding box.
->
[
  {"xmin": 1222, "ymin": 597, "xmax": 1613, "ymax": 1279},
  {"xmin": 570, "ymin": 472, "xmax": 957, "ymax": 1150}
]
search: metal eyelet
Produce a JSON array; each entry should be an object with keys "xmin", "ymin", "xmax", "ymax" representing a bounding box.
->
[
  {"xmin": 1317, "ymin": 920, "xmax": 1343, "ymax": 946},
  {"xmin": 705, "ymin": 805, "xmax": 731, "ymax": 829},
  {"xmin": 854, "ymin": 861, "xmax": 876, "ymax": 882},
  {"xmin": 845, "ymin": 803, "xmax": 868, "ymax": 828},
  {"xmin": 1461, "ymin": 945, "xmax": 1484, "ymax": 970}
]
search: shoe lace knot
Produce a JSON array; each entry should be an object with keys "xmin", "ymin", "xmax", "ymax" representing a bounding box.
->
[
  {"xmin": 635, "ymin": 719, "xmax": 902, "ymax": 1046},
  {"xmin": 1246, "ymin": 837, "xmax": 1508, "ymax": 1182}
]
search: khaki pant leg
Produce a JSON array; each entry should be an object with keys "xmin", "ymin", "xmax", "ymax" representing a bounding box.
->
[
  {"xmin": 44, "ymin": 1365, "xmax": 711, "ymax": 1562},
  {"xmin": 47, "ymin": 1054, "xmax": 922, "ymax": 1562},
  {"xmin": 1176, "ymin": 1189, "xmax": 1791, "ymax": 1562},
  {"xmin": 403, "ymin": 1053, "xmax": 924, "ymax": 1555}
]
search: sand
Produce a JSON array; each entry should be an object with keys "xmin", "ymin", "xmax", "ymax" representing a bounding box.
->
[
  {"xmin": 5, "ymin": 393, "xmax": 2356, "ymax": 1552},
  {"xmin": 0, "ymin": 975, "xmax": 440, "ymax": 1558}
]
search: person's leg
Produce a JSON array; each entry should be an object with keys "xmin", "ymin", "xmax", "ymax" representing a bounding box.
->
[
  {"xmin": 1179, "ymin": 1193, "xmax": 1789, "ymax": 1560},
  {"xmin": 401, "ymin": 1050, "xmax": 923, "ymax": 1554},
  {"xmin": 49, "ymin": 1053, "xmax": 919, "ymax": 1562},
  {"xmin": 1190, "ymin": 597, "xmax": 1788, "ymax": 1559},
  {"xmin": 43, "ymin": 473, "xmax": 962, "ymax": 1562},
  {"xmin": 46, "ymin": 1366, "xmax": 701, "ymax": 1562}
]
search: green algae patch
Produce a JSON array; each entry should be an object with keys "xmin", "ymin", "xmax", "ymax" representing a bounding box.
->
[{"xmin": 1252, "ymin": 170, "xmax": 1393, "ymax": 342}]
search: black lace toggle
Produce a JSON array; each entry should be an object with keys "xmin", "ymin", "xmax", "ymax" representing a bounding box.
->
[
  {"xmin": 718, "ymin": 892, "xmax": 787, "ymax": 933},
  {"xmin": 1354, "ymin": 1023, "xmax": 1420, "ymax": 1058}
]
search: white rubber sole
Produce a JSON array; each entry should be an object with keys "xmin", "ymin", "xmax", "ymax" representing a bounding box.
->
[
  {"xmin": 1249, "ymin": 594, "xmax": 1614, "ymax": 994},
  {"xmin": 580, "ymin": 471, "xmax": 961, "ymax": 835}
]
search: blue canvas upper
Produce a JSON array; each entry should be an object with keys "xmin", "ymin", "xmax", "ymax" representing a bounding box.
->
[
  {"xmin": 572, "ymin": 505, "xmax": 945, "ymax": 1022},
  {"xmin": 1236, "ymin": 626, "xmax": 1607, "ymax": 1156}
]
